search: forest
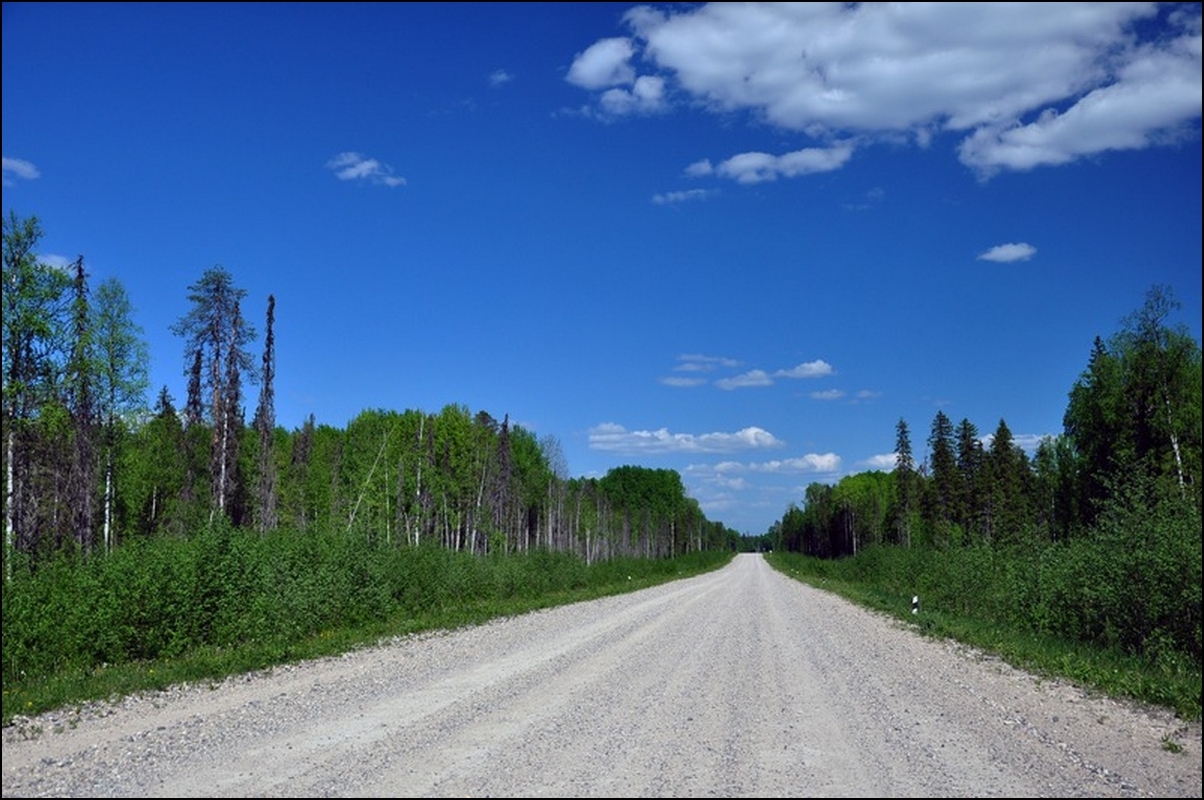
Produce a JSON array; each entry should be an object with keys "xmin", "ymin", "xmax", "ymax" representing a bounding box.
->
[
  {"xmin": 767, "ymin": 282, "xmax": 1202, "ymax": 674},
  {"xmin": 2, "ymin": 210, "xmax": 740, "ymax": 571}
]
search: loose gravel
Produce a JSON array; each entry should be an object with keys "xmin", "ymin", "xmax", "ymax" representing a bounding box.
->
[{"xmin": 3, "ymin": 553, "xmax": 1200, "ymax": 797}]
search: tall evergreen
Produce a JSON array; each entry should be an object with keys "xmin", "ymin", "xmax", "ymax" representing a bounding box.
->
[
  {"xmin": 924, "ymin": 410, "xmax": 958, "ymax": 545},
  {"xmin": 253, "ymin": 295, "xmax": 277, "ymax": 533},
  {"xmin": 64, "ymin": 257, "xmax": 97, "ymax": 552},
  {"xmin": 955, "ymin": 418, "xmax": 984, "ymax": 540},
  {"xmin": 985, "ymin": 419, "xmax": 1032, "ymax": 545},
  {"xmin": 893, "ymin": 417, "xmax": 915, "ymax": 547},
  {"xmin": 170, "ymin": 266, "xmax": 256, "ymax": 524}
]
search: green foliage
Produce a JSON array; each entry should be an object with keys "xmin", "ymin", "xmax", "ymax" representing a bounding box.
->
[
  {"xmin": 766, "ymin": 506, "xmax": 1203, "ymax": 720},
  {"xmin": 2, "ymin": 523, "xmax": 733, "ymax": 723}
]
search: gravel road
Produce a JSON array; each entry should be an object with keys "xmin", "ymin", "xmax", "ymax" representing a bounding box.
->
[{"xmin": 3, "ymin": 553, "xmax": 1200, "ymax": 798}]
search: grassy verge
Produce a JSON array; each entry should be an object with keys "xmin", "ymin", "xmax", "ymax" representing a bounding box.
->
[
  {"xmin": 765, "ymin": 550, "xmax": 1202, "ymax": 723},
  {"xmin": 3, "ymin": 548, "xmax": 733, "ymax": 726}
]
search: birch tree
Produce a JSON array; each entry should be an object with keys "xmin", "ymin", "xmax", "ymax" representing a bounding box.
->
[
  {"xmin": 92, "ymin": 277, "xmax": 149, "ymax": 551},
  {"xmin": 2, "ymin": 211, "xmax": 71, "ymax": 564}
]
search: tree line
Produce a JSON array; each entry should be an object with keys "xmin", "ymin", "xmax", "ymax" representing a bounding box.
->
[
  {"xmin": 2, "ymin": 210, "xmax": 739, "ymax": 574},
  {"xmin": 772, "ymin": 284, "xmax": 1201, "ymax": 558},
  {"xmin": 769, "ymin": 285, "xmax": 1201, "ymax": 666}
]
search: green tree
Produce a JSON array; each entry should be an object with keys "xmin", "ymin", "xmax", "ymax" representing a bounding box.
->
[
  {"xmin": 984, "ymin": 418, "xmax": 1032, "ymax": 547},
  {"xmin": 122, "ymin": 388, "xmax": 187, "ymax": 537},
  {"xmin": 64, "ymin": 257, "xmax": 98, "ymax": 553},
  {"xmin": 1113, "ymin": 285, "xmax": 1201, "ymax": 504},
  {"xmin": 92, "ymin": 277, "xmax": 149, "ymax": 552},
  {"xmin": 1065, "ymin": 285, "xmax": 1202, "ymax": 525},
  {"xmin": 170, "ymin": 266, "xmax": 257, "ymax": 524},
  {"xmin": 252, "ymin": 295, "xmax": 277, "ymax": 533},
  {"xmin": 955, "ymin": 417, "xmax": 984, "ymax": 541},
  {"xmin": 832, "ymin": 471, "xmax": 893, "ymax": 555},
  {"xmin": 1031, "ymin": 434, "xmax": 1078, "ymax": 541},
  {"xmin": 924, "ymin": 410, "xmax": 958, "ymax": 546},
  {"xmin": 2, "ymin": 211, "xmax": 72, "ymax": 562},
  {"xmin": 893, "ymin": 417, "xmax": 916, "ymax": 546}
]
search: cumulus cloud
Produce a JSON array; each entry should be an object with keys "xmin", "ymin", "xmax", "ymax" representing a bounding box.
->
[
  {"xmin": 716, "ymin": 369, "xmax": 775, "ymax": 390},
  {"xmin": 712, "ymin": 453, "xmax": 842, "ymax": 475},
  {"xmin": 663, "ymin": 353, "xmax": 739, "ymax": 384},
  {"xmin": 2, "ymin": 156, "xmax": 40, "ymax": 186},
  {"xmin": 711, "ymin": 144, "xmax": 854, "ymax": 184},
  {"xmin": 566, "ymin": 3, "xmax": 1202, "ymax": 178},
  {"xmin": 978, "ymin": 242, "xmax": 1037, "ymax": 263},
  {"xmin": 862, "ymin": 453, "xmax": 900, "ymax": 471},
  {"xmin": 588, "ymin": 422, "xmax": 784, "ymax": 455},
  {"xmin": 566, "ymin": 37, "xmax": 636, "ymax": 89},
  {"xmin": 488, "ymin": 69, "xmax": 513, "ymax": 87},
  {"xmin": 810, "ymin": 389, "xmax": 845, "ymax": 401},
  {"xmin": 325, "ymin": 152, "xmax": 406, "ymax": 187},
  {"xmin": 712, "ymin": 358, "xmax": 834, "ymax": 390},
  {"xmin": 775, "ymin": 360, "xmax": 834, "ymax": 379},
  {"xmin": 598, "ymin": 74, "xmax": 667, "ymax": 116}
]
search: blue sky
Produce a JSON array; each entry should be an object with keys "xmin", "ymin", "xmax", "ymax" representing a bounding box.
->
[{"xmin": 4, "ymin": 2, "xmax": 1201, "ymax": 535}]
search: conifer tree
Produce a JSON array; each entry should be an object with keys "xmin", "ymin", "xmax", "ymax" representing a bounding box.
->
[
  {"xmin": 893, "ymin": 418, "xmax": 915, "ymax": 547},
  {"xmin": 170, "ymin": 266, "xmax": 256, "ymax": 524},
  {"xmin": 253, "ymin": 295, "xmax": 277, "ymax": 533}
]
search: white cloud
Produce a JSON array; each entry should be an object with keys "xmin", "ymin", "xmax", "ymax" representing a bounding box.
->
[
  {"xmin": 711, "ymin": 358, "xmax": 834, "ymax": 389},
  {"xmin": 566, "ymin": 37, "xmax": 636, "ymax": 89},
  {"xmin": 2, "ymin": 156, "xmax": 40, "ymax": 186},
  {"xmin": 599, "ymin": 74, "xmax": 667, "ymax": 116},
  {"xmin": 488, "ymin": 70, "xmax": 513, "ymax": 87},
  {"xmin": 676, "ymin": 353, "xmax": 739, "ymax": 371},
  {"xmin": 37, "ymin": 253, "xmax": 73, "ymax": 272},
  {"xmin": 588, "ymin": 422, "xmax": 784, "ymax": 455},
  {"xmin": 978, "ymin": 242, "xmax": 1037, "ymax": 263},
  {"xmin": 775, "ymin": 360, "xmax": 835, "ymax": 379},
  {"xmin": 810, "ymin": 389, "xmax": 845, "ymax": 401},
  {"xmin": 325, "ymin": 152, "xmax": 406, "ymax": 187},
  {"xmin": 659, "ymin": 376, "xmax": 707, "ymax": 388},
  {"xmin": 652, "ymin": 188, "xmax": 715, "ymax": 205},
  {"xmin": 862, "ymin": 453, "xmax": 899, "ymax": 471},
  {"xmin": 712, "ymin": 453, "xmax": 842, "ymax": 475},
  {"xmin": 716, "ymin": 369, "xmax": 774, "ymax": 390},
  {"xmin": 567, "ymin": 3, "xmax": 1202, "ymax": 177},
  {"xmin": 982, "ymin": 431, "xmax": 1048, "ymax": 454},
  {"xmin": 713, "ymin": 144, "xmax": 854, "ymax": 184}
]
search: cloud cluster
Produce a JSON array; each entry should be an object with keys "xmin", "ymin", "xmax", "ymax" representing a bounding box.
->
[
  {"xmin": 715, "ymin": 359, "xmax": 835, "ymax": 390},
  {"xmin": 567, "ymin": 3, "xmax": 1202, "ymax": 180},
  {"xmin": 588, "ymin": 423, "xmax": 784, "ymax": 455}
]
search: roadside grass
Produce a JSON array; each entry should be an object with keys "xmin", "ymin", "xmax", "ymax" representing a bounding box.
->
[
  {"xmin": 766, "ymin": 550, "xmax": 1202, "ymax": 723},
  {"xmin": 2, "ymin": 546, "xmax": 733, "ymax": 726}
]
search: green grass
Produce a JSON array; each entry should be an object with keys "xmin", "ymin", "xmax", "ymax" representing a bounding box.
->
[
  {"xmin": 765, "ymin": 550, "xmax": 1202, "ymax": 722},
  {"xmin": 2, "ymin": 546, "xmax": 734, "ymax": 726}
]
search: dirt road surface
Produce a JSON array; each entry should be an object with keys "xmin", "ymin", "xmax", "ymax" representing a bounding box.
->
[{"xmin": 3, "ymin": 553, "xmax": 1200, "ymax": 797}]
